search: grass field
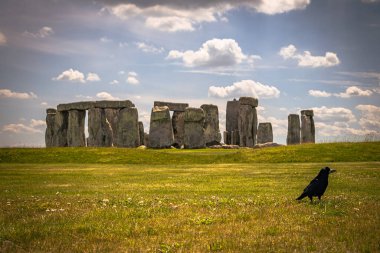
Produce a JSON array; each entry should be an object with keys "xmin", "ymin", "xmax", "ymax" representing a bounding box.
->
[{"xmin": 1, "ymin": 142, "xmax": 380, "ymax": 252}]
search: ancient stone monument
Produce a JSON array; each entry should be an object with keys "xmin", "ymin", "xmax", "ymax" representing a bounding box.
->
[
  {"xmin": 238, "ymin": 97, "xmax": 258, "ymax": 147},
  {"xmin": 138, "ymin": 121, "xmax": 145, "ymax": 146},
  {"xmin": 287, "ymin": 114, "xmax": 301, "ymax": 145},
  {"xmin": 301, "ymin": 110, "xmax": 315, "ymax": 144},
  {"xmin": 87, "ymin": 108, "xmax": 113, "ymax": 147},
  {"xmin": 148, "ymin": 106, "xmax": 174, "ymax": 148},
  {"xmin": 67, "ymin": 109, "xmax": 86, "ymax": 147},
  {"xmin": 184, "ymin": 107, "xmax": 205, "ymax": 149},
  {"xmin": 224, "ymin": 99, "xmax": 240, "ymax": 145},
  {"xmin": 201, "ymin": 104, "xmax": 221, "ymax": 146},
  {"xmin": 45, "ymin": 108, "xmax": 57, "ymax": 147},
  {"xmin": 257, "ymin": 122, "xmax": 273, "ymax": 144},
  {"xmin": 117, "ymin": 107, "xmax": 140, "ymax": 147}
]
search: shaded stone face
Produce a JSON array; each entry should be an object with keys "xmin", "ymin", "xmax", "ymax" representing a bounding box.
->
[
  {"xmin": 153, "ymin": 101, "xmax": 189, "ymax": 112},
  {"xmin": 172, "ymin": 111, "xmax": 185, "ymax": 147},
  {"xmin": 301, "ymin": 111, "xmax": 315, "ymax": 144},
  {"xmin": 184, "ymin": 107, "xmax": 205, "ymax": 149},
  {"xmin": 239, "ymin": 97, "xmax": 258, "ymax": 107},
  {"xmin": 57, "ymin": 102, "xmax": 95, "ymax": 112},
  {"xmin": 287, "ymin": 114, "xmax": 300, "ymax": 145},
  {"xmin": 45, "ymin": 111, "xmax": 56, "ymax": 147},
  {"xmin": 57, "ymin": 100, "xmax": 134, "ymax": 112},
  {"xmin": 225, "ymin": 99, "xmax": 240, "ymax": 145},
  {"xmin": 87, "ymin": 108, "xmax": 113, "ymax": 147},
  {"xmin": 301, "ymin": 110, "xmax": 314, "ymax": 117},
  {"xmin": 138, "ymin": 121, "xmax": 144, "ymax": 146},
  {"xmin": 238, "ymin": 104, "xmax": 255, "ymax": 147},
  {"xmin": 201, "ymin": 104, "xmax": 221, "ymax": 146},
  {"xmin": 67, "ymin": 110, "xmax": 86, "ymax": 147},
  {"xmin": 95, "ymin": 100, "xmax": 134, "ymax": 109},
  {"xmin": 149, "ymin": 106, "xmax": 174, "ymax": 148},
  {"xmin": 257, "ymin": 122, "xmax": 273, "ymax": 144},
  {"xmin": 104, "ymin": 108, "xmax": 119, "ymax": 145},
  {"xmin": 117, "ymin": 107, "xmax": 140, "ymax": 148}
]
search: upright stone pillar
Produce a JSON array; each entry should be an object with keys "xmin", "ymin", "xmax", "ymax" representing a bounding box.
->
[
  {"xmin": 201, "ymin": 104, "xmax": 221, "ymax": 146},
  {"xmin": 287, "ymin": 114, "xmax": 300, "ymax": 145},
  {"xmin": 172, "ymin": 111, "xmax": 185, "ymax": 147},
  {"xmin": 67, "ymin": 110, "xmax": 86, "ymax": 147},
  {"xmin": 301, "ymin": 110, "xmax": 315, "ymax": 144},
  {"xmin": 117, "ymin": 107, "xmax": 140, "ymax": 148},
  {"xmin": 184, "ymin": 107, "xmax": 205, "ymax": 149},
  {"xmin": 45, "ymin": 109, "xmax": 56, "ymax": 147},
  {"xmin": 225, "ymin": 99, "xmax": 240, "ymax": 145},
  {"xmin": 138, "ymin": 121, "xmax": 144, "ymax": 146},
  {"xmin": 149, "ymin": 106, "xmax": 174, "ymax": 148},
  {"xmin": 257, "ymin": 122, "xmax": 273, "ymax": 144},
  {"xmin": 105, "ymin": 108, "xmax": 119, "ymax": 146},
  {"xmin": 238, "ymin": 97, "xmax": 258, "ymax": 147},
  {"xmin": 87, "ymin": 108, "xmax": 113, "ymax": 147}
]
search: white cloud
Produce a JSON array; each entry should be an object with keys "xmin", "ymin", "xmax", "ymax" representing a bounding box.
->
[
  {"xmin": 30, "ymin": 119, "xmax": 46, "ymax": 128},
  {"xmin": 308, "ymin": 90, "xmax": 332, "ymax": 97},
  {"xmin": 335, "ymin": 86, "xmax": 373, "ymax": 98},
  {"xmin": 0, "ymin": 32, "xmax": 7, "ymax": 46},
  {"xmin": 86, "ymin": 72, "xmax": 101, "ymax": 82},
  {"xmin": 76, "ymin": 94, "xmax": 93, "ymax": 100},
  {"xmin": 0, "ymin": 89, "xmax": 37, "ymax": 99},
  {"xmin": 53, "ymin": 69, "xmax": 85, "ymax": 83},
  {"xmin": 279, "ymin": 44, "xmax": 340, "ymax": 68},
  {"xmin": 167, "ymin": 38, "xmax": 257, "ymax": 68},
  {"xmin": 356, "ymin": 104, "xmax": 380, "ymax": 130},
  {"xmin": 312, "ymin": 106, "xmax": 356, "ymax": 123},
  {"xmin": 127, "ymin": 72, "xmax": 139, "ymax": 85},
  {"xmin": 96, "ymin": 92, "xmax": 119, "ymax": 100},
  {"xmin": 109, "ymin": 80, "xmax": 119, "ymax": 85},
  {"xmin": 41, "ymin": 102, "xmax": 48, "ymax": 106},
  {"xmin": 1, "ymin": 119, "xmax": 45, "ymax": 134},
  {"xmin": 107, "ymin": 1, "xmax": 310, "ymax": 32},
  {"xmin": 315, "ymin": 122, "xmax": 376, "ymax": 137},
  {"xmin": 136, "ymin": 42, "xmax": 164, "ymax": 54},
  {"xmin": 23, "ymin": 26, "xmax": 54, "ymax": 38},
  {"xmin": 208, "ymin": 80, "xmax": 280, "ymax": 99},
  {"xmin": 100, "ymin": 37, "xmax": 112, "ymax": 43}
]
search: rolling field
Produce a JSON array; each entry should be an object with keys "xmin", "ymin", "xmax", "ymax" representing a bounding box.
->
[{"xmin": 1, "ymin": 143, "xmax": 380, "ymax": 252}]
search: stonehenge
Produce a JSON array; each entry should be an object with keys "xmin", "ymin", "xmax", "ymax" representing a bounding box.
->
[{"xmin": 45, "ymin": 98, "xmax": 317, "ymax": 148}]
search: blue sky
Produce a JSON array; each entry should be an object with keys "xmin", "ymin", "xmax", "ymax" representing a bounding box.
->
[{"xmin": 0, "ymin": 0, "xmax": 379, "ymax": 146}]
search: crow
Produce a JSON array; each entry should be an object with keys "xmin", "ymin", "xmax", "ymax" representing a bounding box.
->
[{"xmin": 296, "ymin": 167, "xmax": 336, "ymax": 202}]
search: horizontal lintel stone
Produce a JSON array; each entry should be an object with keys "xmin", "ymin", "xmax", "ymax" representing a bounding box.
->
[{"xmin": 154, "ymin": 101, "xmax": 189, "ymax": 112}]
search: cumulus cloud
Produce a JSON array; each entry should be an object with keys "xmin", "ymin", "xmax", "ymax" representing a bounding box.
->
[
  {"xmin": 23, "ymin": 26, "xmax": 54, "ymax": 38},
  {"xmin": 208, "ymin": 80, "xmax": 280, "ymax": 99},
  {"xmin": 136, "ymin": 42, "xmax": 164, "ymax": 54},
  {"xmin": 96, "ymin": 92, "xmax": 120, "ymax": 100},
  {"xmin": 0, "ymin": 89, "xmax": 37, "ymax": 99},
  {"xmin": 109, "ymin": 80, "xmax": 119, "ymax": 85},
  {"xmin": 100, "ymin": 37, "xmax": 112, "ymax": 43},
  {"xmin": 127, "ymin": 72, "xmax": 139, "ymax": 85},
  {"xmin": 315, "ymin": 122, "xmax": 376, "ymax": 137},
  {"xmin": 312, "ymin": 106, "xmax": 356, "ymax": 123},
  {"xmin": 309, "ymin": 86, "xmax": 373, "ymax": 98},
  {"xmin": 279, "ymin": 44, "xmax": 340, "ymax": 68},
  {"xmin": 308, "ymin": 90, "xmax": 332, "ymax": 98},
  {"xmin": 53, "ymin": 69, "xmax": 101, "ymax": 83},
  {"xmin": 167, "ymin": 38, "xmax": 258, "ymax": 68},
  {"xmin": 106, "ymin": 1, "xmax": 310, "ymax": 32},
  {"xmin": 0, "ymin": 32, "xmax": 7, "ymax": 46},
  {"xmin": 1, "ymin": 119, "xmax": 45, "ymax": 134},
  {"xmin": 356, "ymin": 104, "xmax": 380, "ymax": 130}
]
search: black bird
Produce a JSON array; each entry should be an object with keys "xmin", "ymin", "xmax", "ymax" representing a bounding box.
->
[{"xmin": 296, "ymin": 167, "xmax": 336, "ymax": 202}]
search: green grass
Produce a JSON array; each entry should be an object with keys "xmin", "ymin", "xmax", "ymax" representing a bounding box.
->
[{"xmin": 0, "ymin": 143, "xmax": 380, "ymax": 252}]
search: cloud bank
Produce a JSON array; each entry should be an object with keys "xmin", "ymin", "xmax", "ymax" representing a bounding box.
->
[{"xmin": 0, "ymin": 89, "xmax": 37, "ymax": 99}]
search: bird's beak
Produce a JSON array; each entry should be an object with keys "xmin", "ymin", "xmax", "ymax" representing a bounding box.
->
[{"xmin": 329, "ymin": 169, "xmax": 337, "ymax": 174}]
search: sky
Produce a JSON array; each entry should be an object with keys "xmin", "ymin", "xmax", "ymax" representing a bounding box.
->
[{"xmin": 0, "ymin": 0, "xmax": 380, "ymax": 147}]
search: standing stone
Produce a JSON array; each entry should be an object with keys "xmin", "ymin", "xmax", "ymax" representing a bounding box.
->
[
  {"xmin": 301, "ymin": 110, "xmax": 315, "ymax": 144},
  {"xmin": 287, "ymin": 114, "xmax": 300, "ymax": 145},
  {"xmin": 238, "ymin": 97, "xmax": 258, "ymax": 147},
  {"xmin": 45, "ymin": 109, "xmax": 56, "ymax": 147},
  {"xmin": 184, "ymin": 107, "xmax": 205, "ymax": 149},
  {"xmin": 53, "ymin": 111, "xmax": 68, "ymax": 147},
  {"xmin": 149, "ymin": 106, "xmax": 174, "ymax": 148},
  {"xmin": 201, "ymin": 104, "xmax": 221, "ymax": 146},
  {"xmin": 104, "ymin": 108, "xmax": 119, "ymax": 146},
  {"xmin": 67, "ymin": 110, "xmax": 86, "ymax": 147},
  {"xmin": 225, "ymin": 99, "xmax": 240, "ymax": 144},
  {"xmin": 117, "ymin": 107, "xmax": 140, "ymax": 148},
  {"xmin": 172, "ymin": 111, "xmax": 185, "ymax": 147},
  {"xmin": 257, "ymin": 123, "xmax": 273, "ymax": 144},
  {"xmin": 87, "ymin": 108, "xmax": 113, "ymax": 147},
  {"xmin": 138, "ymin": 121, "xmax": 144, "ymax": 146}
]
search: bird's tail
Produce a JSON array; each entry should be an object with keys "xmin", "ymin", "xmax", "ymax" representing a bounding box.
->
[{"xmin": 296, "ymin": 193, "xmax": 307, "ymax": 200}]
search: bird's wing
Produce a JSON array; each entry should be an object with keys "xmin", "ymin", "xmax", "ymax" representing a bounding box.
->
[{"xmin": 302, "ymin": 178, "xmax": 319, "ymax": 194}]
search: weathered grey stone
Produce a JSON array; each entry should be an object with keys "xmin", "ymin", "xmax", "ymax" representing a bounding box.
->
[
  {"xmin": 301, "ymin": 110, "xmax": 315, "ymax": 144},
  {"xmin": 254, "ymin": 142, "xmax": 283, "ymax": 149},
  {"xmin": 238, "ymin": 104, "xmax": 258, "ymax": 147},
  {"xmin": 225, "ymin": 99, "xmax": 240, "ymax": 145},
  {"xmin": 201, "ymin": 104, "xmax": 221, "ymax": 146},
  {"xmin": 67, "ymin": 110, "xmax": 86, "ymax": 147},
  {"xmin": 45, "ymin": 111, "xmax": 56, "ymax": 147},
  {"xmin": 149, "ymin": 106, "xmax": 174, "ymax": 148},
  {"xmin": 95, "ymin": 100, "xmax": 134, "ymax": 109},
  {"xmin": 138, "ymin": 121, "xmax": 144, "ymax": 146},
  {"xmin": 117, "ymin": 107, "xmax": 140, "ymax": 148},
  {"xmin": 257, "ymin": 122, "xmax": 273, "ymax": 144},
  {"xmin": 184, "ymin": 107, "xmax": 205, "ymax": 149},
  {"xmin": 104, "ymin": 108, "xmax": 119, "ymax": 146},
  {"xmin": 301, "ymin": 110, "xmax": 314, "ymax": 117},
  {"xmin": 287, "ymin": 114, "xmax": 300, "ymax": 145},
  {"xmin": 239, "ymin": 97, "xmax": 258, "ymax": 107},
  {"xmin": 87, "ymin": 108, "xmax": 113, "ymax": 147},
  {"xmin": 154, "ymin": 101, "xmax": 189, "ymax": 112},
  {"xmin": 46, "ymin": 108, "xmax": 57, "ymax": 114},
  {"xmin": 144, "ymin": 133, "xmax": 150, "ymax": 148},
  {"xmin": 223, "ymin": 131, "xmax": 229, "ymax": 145},
  {"xmin": 53, "ymin": 111, "xmax": 68, "ymax": 147},
  {"xmin": 57, "ymin": 101, "xmax": 95, "ymax": 112},
  {"xmin": 172, "ymin": 111, "xmax": 185, "ymax": 147},
  {"xmin": 231, "ymin": 130, "xmax": 240, "ymax": 145}
]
